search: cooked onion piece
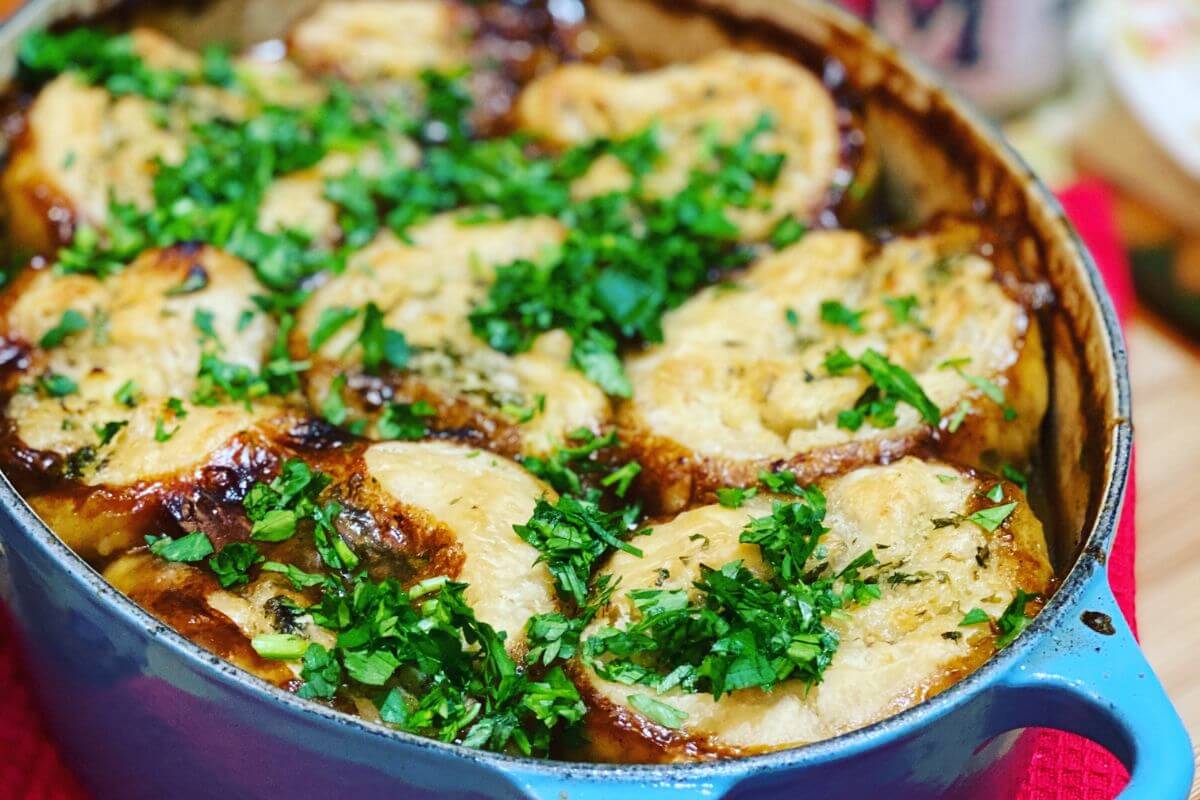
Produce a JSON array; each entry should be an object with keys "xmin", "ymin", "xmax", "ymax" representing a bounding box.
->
[
  {"xmin": 293, "ymin": 214, "xmax": 610, "ymax": 455},
  {"xmin": 357, "ymin": 440, "xmax": 558, "ymax": 651},
  {"xmin": 0, "ymin": 245, "xmax": 291, "ymax": 555},
  {"xmin": 288, "ymin": 0, "xmax": 471, "ymax": 83},
  {"xmin": 577, "ymin": 457, "xmax": 1052, "ymax": 762},
  {"xmin": 621, "ymin": 227, "xmax": 1047, "ymax": 511},
  {"xmin": 517, "ymin": 51, "xmax": 842, "ymax": 239},
  {"xmin": 104, "ymin": 551, "xmax": 332, "ymax": 685}
]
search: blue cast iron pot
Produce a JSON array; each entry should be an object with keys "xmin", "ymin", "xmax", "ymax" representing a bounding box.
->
[{"xmin": 0, "ymin": 0, "xmax": 1192, "ymax": 797}]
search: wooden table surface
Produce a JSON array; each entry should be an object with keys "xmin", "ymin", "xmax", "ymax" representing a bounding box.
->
[{"xmin": 1129, "ymin": 309, "xmax": 1200, "ymax": 744}]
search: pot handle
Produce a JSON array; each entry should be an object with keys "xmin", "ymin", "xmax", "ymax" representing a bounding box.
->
[{"xmin": 991, "ymin": 571, "xmax": 1193, "ymax": 799}]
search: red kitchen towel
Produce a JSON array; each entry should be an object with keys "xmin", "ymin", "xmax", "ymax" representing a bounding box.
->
[
  {"xmin": 0, "ymin": 179, "xmax": 1140, "ymax": 799},
  {"xmin": 1013, "ymin": 179, "xmax": 1138, "ymax": 800}
]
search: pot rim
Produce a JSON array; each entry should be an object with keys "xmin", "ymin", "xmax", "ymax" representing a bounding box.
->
[{"xmin": 0, "ymin": 0, "xmax": 1132, "ymax": 782}]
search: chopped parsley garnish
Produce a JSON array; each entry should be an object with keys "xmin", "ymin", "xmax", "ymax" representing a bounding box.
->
[
  {"xmin": 92, "ymin": 419, "xmax": 127, "ymax": 446},
  {"xmin": 717, "ymin": 486, "xmax": 758, "ymax": 508},
  {"xmin": 262, "ymin": 561, "xmax": 326, "ymax": 590},
  {"xmin": 321, "ymin": 374, "xmax": 349, "ymax": 426},
  {"xmin": 944, "ymin": 401, "xmax": 972, "ymax": 433},
  {"xmin": 469, "ymin": 115, "xmax": 786, "ymax": 395},
  {"xmin": 165, "ymin": 397, "xmax": 187, "ymax": 418},
  {"xmin": 38, "ymin": 372, "xmax": 77, "ymax": 397},
  {"xmin": 940, "ymin": 357, "xmax": 1016, "ymax": 420},
  {"xmin": 358, "ymin": 303, "xmax": 410, "ymax": 373},
  {"xmin": 519, "ymin": 428, "xmax": 617, "ymax": 496},
  {"xmin": 309, "ymin": 306, "xmax": 359, "ymax": 351},
  {"xmin": 297, "ymin": 574, "xmax": 585, "ymax": 755},
  {"xmin": 830, "ymin": 348, "xmax": 940, "ymax": 431},
  {"xmin": 769, "ymin": 215, "xmax": 806, "ymax": 249},
  {"xmin": 600, "ymin": 461, "xmax": 641, "ymax": 498},
  {"xmin": 145, "ymin": 530, "xmax": 213, "ymax": 562},
  {"xmin": 113, "ymin": 379, "xmax": 140, "ymax": 407},
  {"xmin": 18, "ymin": 28, "xmax": 187, "ymax": 101},
  {"xmin": 243, "ymin": 459, "xmax": 356, "ymax": 570},
  {"xmin": 193, "ymin": 353, "xmax": 268, "ymax": 406},
  {"xmin": 39, "ymin": 309, "xmax": 88, "ymax": 348},
  {"xmin": 996, "ymin": 590, "xmax": 1037, "ymax": 648},
  {"xmin": 378, "ymin": 400, "xmax": 436, "ymax": 440},
  {"xmin": 584, "ymin": 484, "xmax": 879, "ymax": 700},
  {"xmin": 501, "ymin": 394, "xmax": 545, "ymax": 424},
  {"xmin": 1001, "ymin": 463, "xmax": 1029, "ymax": 492},
  {"xmin": 251, "ymin": 633, "xmax": 310, "ymax": 660},
  {"xmin": 628, "ymin": 694, "xmax": 688, "ymax": 729},
  {"xmin": 153, "ymin": 419, "xmax": 178, "ymax": 443},
  {"xmin": 514, "ymin": 494, "xmax": 644, "ymax": 607},
  {"xmin": 967, "ymin": 501, "xmax": 1018, "ymax": 533},
  {"xmin": 819, "ymin": 300, "xmax": 865, "ymax": 334},
  {"xmin": 959, "ymin": 608, "xmax": 990, "ymax": 626},
  {"xmin": 192, "ymin": 308, "xmax": 219, "ymax": 343},
  {"xmin": 209, "ymin": 542, "xmax": 263, "ymax": 588},
  {"xmin": 883, "ymin": 294, "xmax": 920, "ymax": 325}
]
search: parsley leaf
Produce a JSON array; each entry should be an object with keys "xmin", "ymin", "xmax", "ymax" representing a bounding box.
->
[
  {"xmin": 959, "ymin": 608, "xmax": 990, "ymax": 626},
  {"xmin": 208, "ymin": 542, "xmax": 263, "ymax": 588},
  {"xmin": 262, "ymin": 561, "xmax": 326, "ymax": 590},
  {"xmin": 996, "ymin": 590, "xmax": 1037, "ymax": 648},
  {"xmin": 514, "ymin": 494, "xmax": 643, "ymax": 606},
  {"xmin": 628, "ymin": 694, "xmax": 688, "ymax": 729},
  {"xmin": 378, "ymin": 400, "xmax": 435, "ymax": 440},
  {"xmin": 819, "ymin": 300, "xmax": 865, "ymax": 333},
  {"xmin": 251, "ymin": 633, "xmax": 309, "ymax": 660},
  {"xmin": 359, "ymin": 303, "xmax": 409, "ymax": 372},
  {"xmin": 968, "ymin": 501, "xmax": 1018, "ymax": 533},
  {"xmin": 113, "ymin": 379, "xmax": 140, "ymax": 407},
  {"xmin": 309, "ymin": 306, "xmax": 359, "ymax": 351},
  {"xmin": 834, "ymin": 349, "xmax": 939, "ymax": 429},
  {"xmin": 92, "ymin": 419, "xmax": 127, "ymax": 446},
  {"xmin": 39, "ymin": 309, "xmax": 88, "ymax": 348},
  {"xmin": 38, "ymin": 372, "xmax": 77, "ymax": 397},
  {"xmin": 145, "ymin": 531, "xmax": 214, "ymax": 562},
  {"xmin": 716, "ymin": 486, "xmax": 758, "ymax": 508}
]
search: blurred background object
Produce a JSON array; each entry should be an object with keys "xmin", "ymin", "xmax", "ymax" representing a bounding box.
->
[
  {"xmin": 839, "ymin": 1, "xmax": 1200, "ymax": 794},
  {"xmin": 845, "ymin": 0, "xmax": 1200, "ymax": 337}
]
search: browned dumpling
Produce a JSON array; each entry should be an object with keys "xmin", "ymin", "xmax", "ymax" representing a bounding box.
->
[
  {"xmin": 517, "ymin": 50, "xmax": 843, "ymax": 239},
  {"xmin": 1, "ymin": 29, "xmax": 323, "ymax": 253},
  {"xmin": 620, "ymin": 226, "xmax": 1047, "ymax": 512},
  {"xmin": 576, "ymin": 457, "xmax": 1052, "ymax": 762},
  {"xmin": 291, "ymin": 214, "xmax": 611, "ymax": 457},
  {"xmin": 355, "ymin": 440, "xmax": 560, "ymax": 651},
  {"xmin": 288, "ymin": 0, "xmax": 472, "ymax": 83},
  {"xmin": 0, "ymin": 244, "xmax": 295, "ymax": 556},
  {"xmin": 103, "ymin": 439, "xmax": 559, "ymax": 676}
]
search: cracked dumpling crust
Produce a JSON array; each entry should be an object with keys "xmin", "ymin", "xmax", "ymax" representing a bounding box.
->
[
  {"xmin": 517, "ymin": 50, "xmax": 843, "ymax": 239},
  {"xmin": 576, "ymin": 457, "xmax": 1052, "ymax": 762},
  {"xmin": 621, "ymin": 226, "xmax": 1047, "ymax": 512},
  {"xmin": 292, "ymin": 214, "xmax": 610, "ymax": 456}
]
